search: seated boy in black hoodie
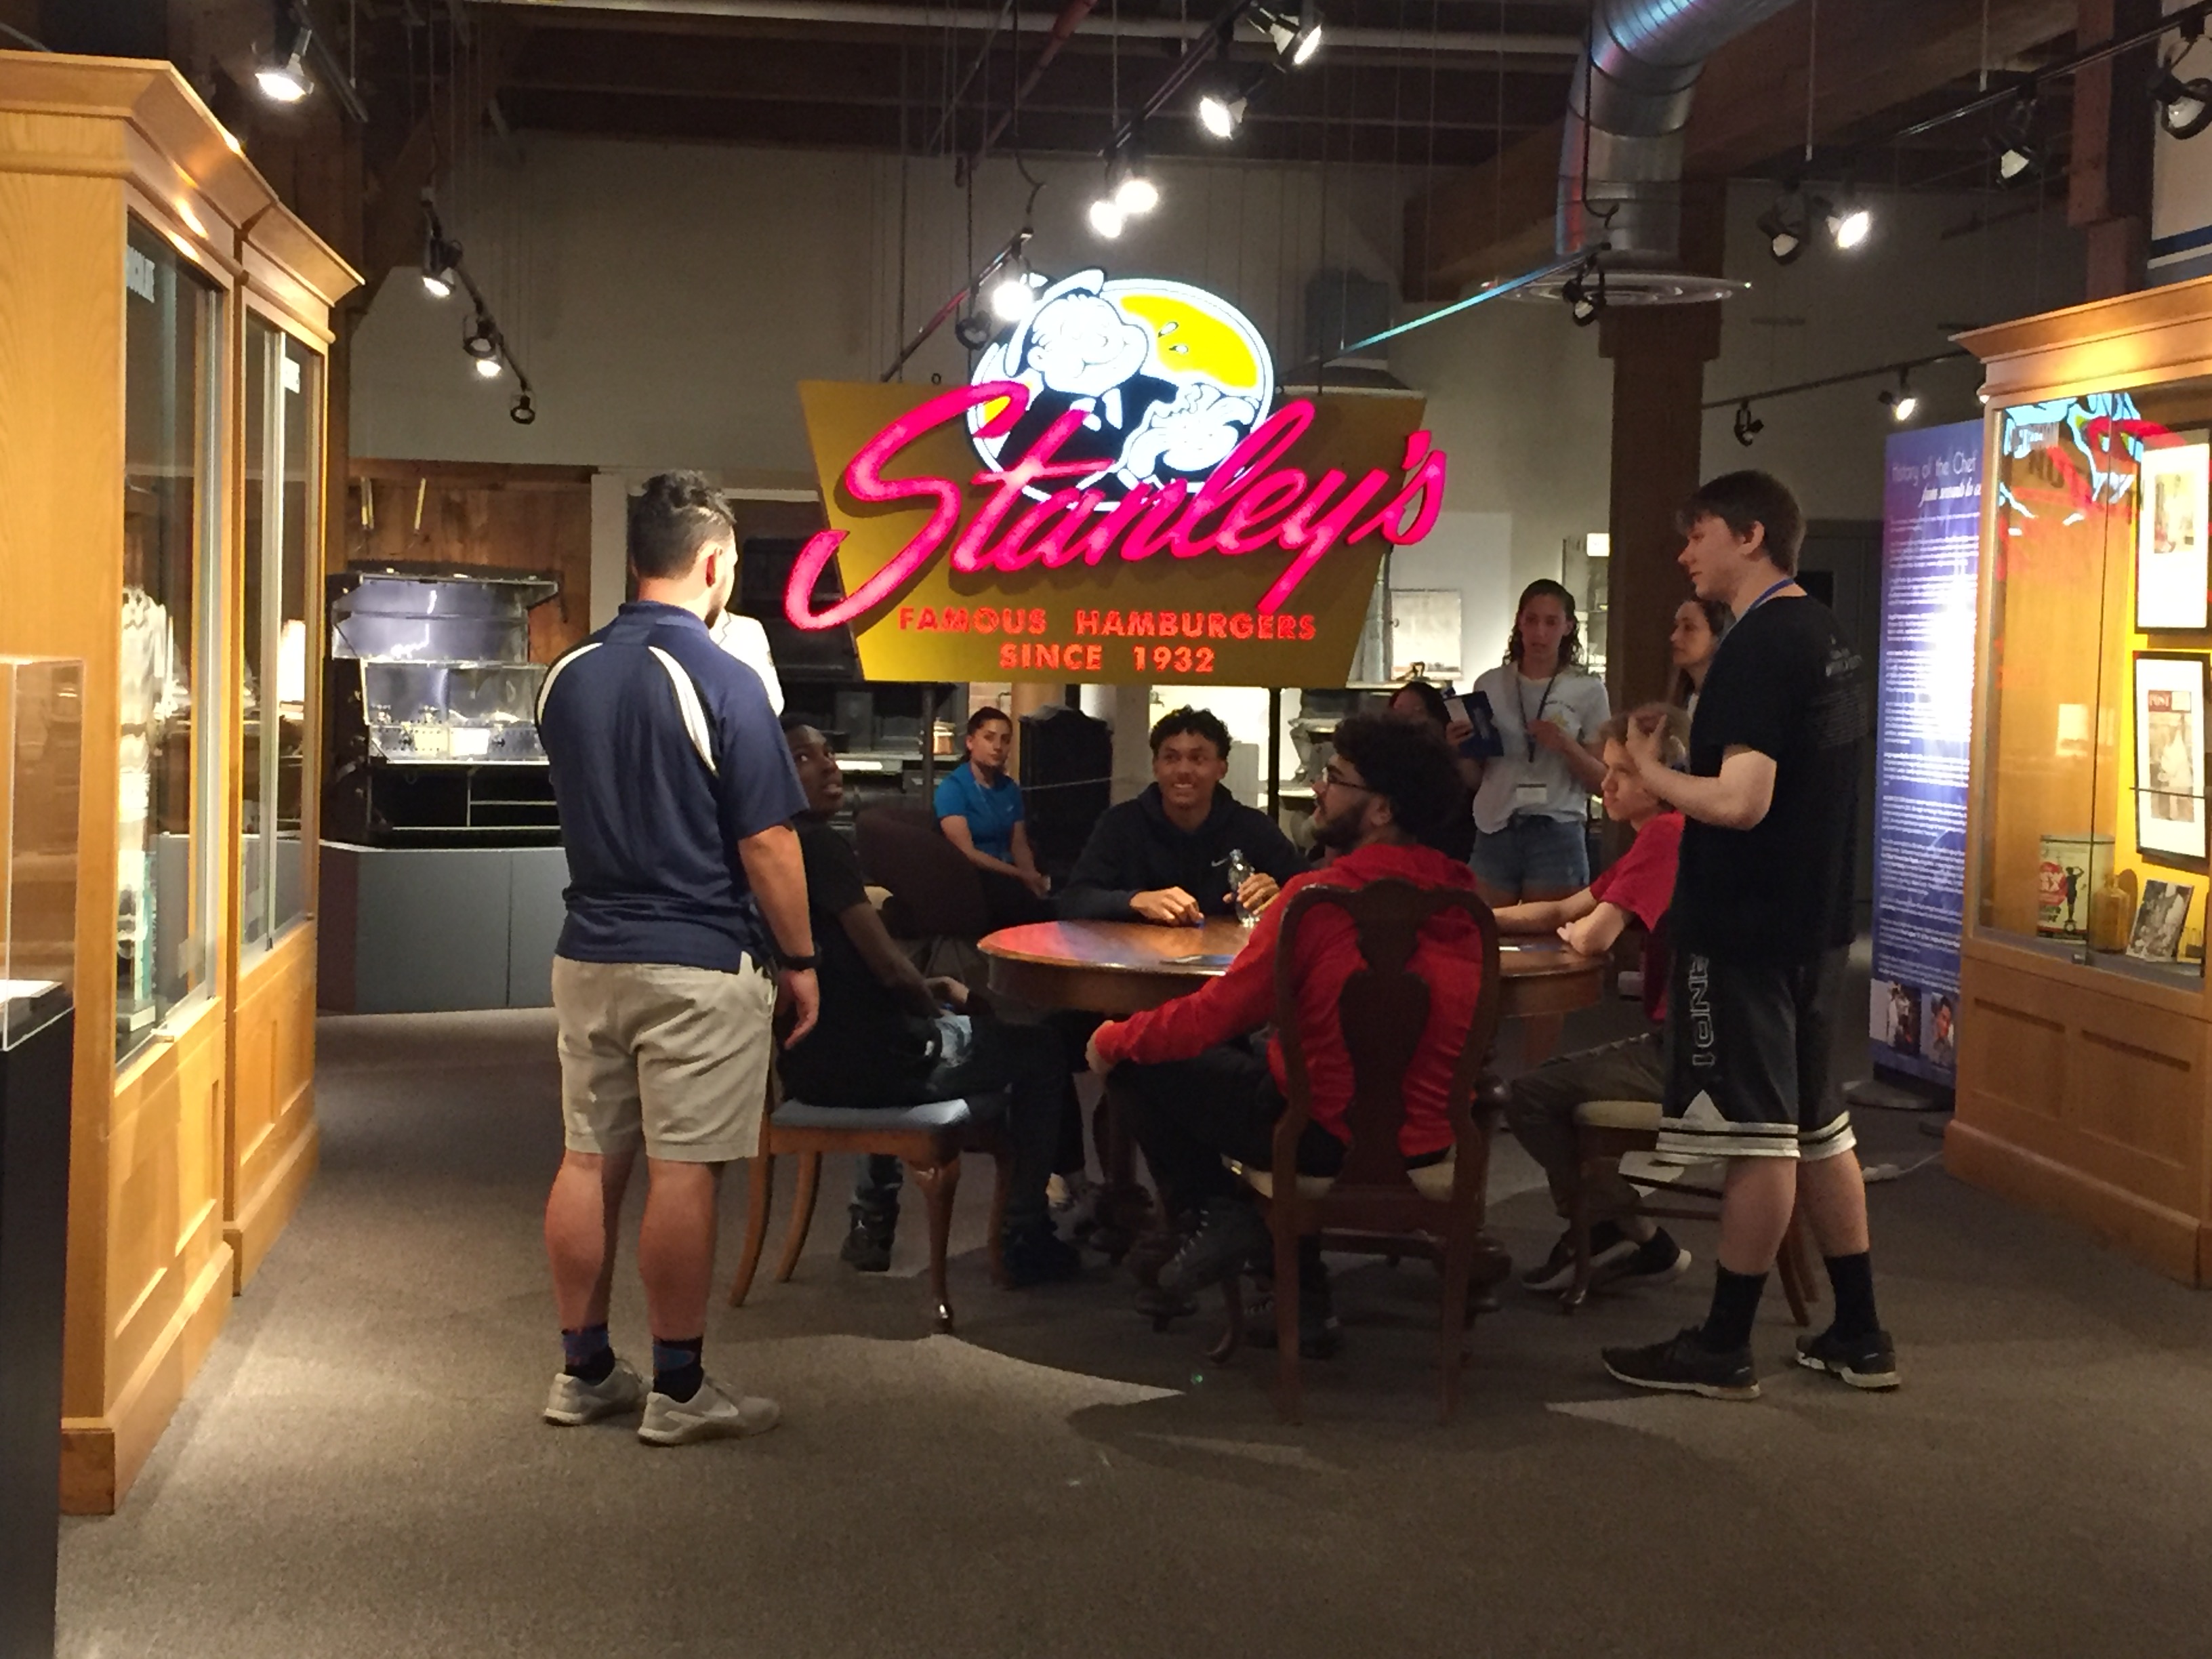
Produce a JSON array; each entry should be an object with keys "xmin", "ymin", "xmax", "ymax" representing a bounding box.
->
[{"xmin": 1059, "ymin": 706, "xmax": 1305, "ymax": 923}]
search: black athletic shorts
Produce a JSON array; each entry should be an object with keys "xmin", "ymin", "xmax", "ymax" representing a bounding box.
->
[{"xmin": 1658, "ymin": 946, "xmax": 1855, "ymax": 1162}]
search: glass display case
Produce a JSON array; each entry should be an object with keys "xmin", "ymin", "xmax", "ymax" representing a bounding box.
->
[
  {"xmin": 323, "ymin": 565, "xmax": 560, "ymax": 844},
  {"xmin": 1978, "ymin": 382, "xmax": 2212, "ymax": 991},
  {"xmin": 240, "ymin": 317, "xmax": 319, "ymax": 960},
  {"xmin": 0, "ymin": 657, "xmax": 81, "ymax": 1050},
  {"xmin": 120, "ymin": 218, "xmax": 222, "ymax": 1063}
]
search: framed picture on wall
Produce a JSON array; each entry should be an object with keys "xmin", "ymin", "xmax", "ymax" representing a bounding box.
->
[
  {"xmin": 2133, "ymin": 651, "xmax": 2211, "ymax": 869},
  {"xmin": 2137, "ymin": 439, "xmax": 2211, "ymax": 631}
]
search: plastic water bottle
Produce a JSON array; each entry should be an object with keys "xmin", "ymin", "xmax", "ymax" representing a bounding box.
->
[{"xmin": 1225, "ymin": 847, "xmax": 1256, "ymax": 926}]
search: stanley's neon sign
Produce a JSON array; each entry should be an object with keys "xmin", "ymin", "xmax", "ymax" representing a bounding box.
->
[{"xmin": 783, "ymin": 381, "xmax": 1446, "ymax": 630}]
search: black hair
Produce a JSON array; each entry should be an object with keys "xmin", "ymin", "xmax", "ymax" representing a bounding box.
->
[
  {"xmin": 629, "ymin": 470, "xmax": 735, "ymax": 581},
  {"xmin": 780, "ymin": 718, "xmax": 821, "ymax": 740},
  {"xmin": 1389, "ymin": 679, "xmax": 1452, "ymax": 729},
  {"xmin": 1677, "ymin": 470, "xmax": 1807, "ymax": 575},
  {"xmin": 1328, "ymin": 712, "xmax": 1465, "ymax": 848},
  {"xmin": 1669, "ymin": 596, "xmax": 1734, "ymax": 705},
  {"xmin": 1149, "ymin": 705, "xmax": 1231, "ymax": 760},
  {"xmin": 1504, "ymin": 578, "xmax": 1584, "ymax": 669},
  {"xmin": 966, "ymin": 705, "xmax": 1013, "ymax": 735}
]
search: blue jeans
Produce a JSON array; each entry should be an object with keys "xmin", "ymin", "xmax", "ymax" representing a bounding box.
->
[
  {"xmin": 1470, "ymin": 813, "xmax": 1589, "ymax": 897},
  {"xmin": 847, "ymin": 1012, "xmax": 1063, "ymax": 1235}
]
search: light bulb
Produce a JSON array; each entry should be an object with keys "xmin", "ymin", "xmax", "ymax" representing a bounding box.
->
[
  {"xmin": 1115, "ymin": 173, "xmax": 1159, "ymax": 215},
  {"xmin": 474, "ymin": 355, "xmax": 504, "ymax": 380},
  {"xmin": 1198, "ymin": 92, "xmax": 1244, "ymax": 140},
  {"xmin": 1293, "ymin": 22, "xmax": 1323, "ymax": 64},
  {"xmin": 989, "ymin": 274, "xmax": 1036, "ymax": 322},
  {"xmin": 1830, "ymin": 205, "xmax": 1872, "ymax": 249},
  {"xmin": 255, "ymin": 63, "xmax": 310, "ymax": 102},
  {"xmin": 422, "ymin": 270, "xmax": 453, "ymax": 300},
  {"xmin": 1892, "ymin": 391, "xmax": 1919, "ymax": 422},
  {"xmin": 1088, "ymin": 196, "xmax": 1125, "ymax": 239}
]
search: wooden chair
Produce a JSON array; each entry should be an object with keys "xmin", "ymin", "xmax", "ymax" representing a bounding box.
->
[
  {"xmin": 728, "ymin": 1082, "xmax": 1012, "ymax": 1334},
  {"xmin": 1220, "ymin": 878, "xmax": 1504, "ymax": 1425},
  {"xmin": 1564, "ymin": 1098, "xmax": 1818, "ymax": 1324}
]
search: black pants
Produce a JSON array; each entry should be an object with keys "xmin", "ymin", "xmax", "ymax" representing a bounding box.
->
[
  {"xmin": 1110, "ymin": 1038, "xmax": 1346, "ymax": 1217},
  {"xmin": 977, "ymin": 867, "xmax": 1054, "ymax": 930},
  {"xmin": 823, "ymin": 1014, "xmax": 1062, "ymax": 1235}
]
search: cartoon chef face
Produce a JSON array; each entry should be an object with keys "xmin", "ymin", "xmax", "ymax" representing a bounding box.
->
[{"xmin": 1021, "ymin": 289, "xmax": 1153, "ymax": 398}]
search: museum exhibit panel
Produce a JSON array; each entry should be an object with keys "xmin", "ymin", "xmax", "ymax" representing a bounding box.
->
[
  {"xmin": 1955, "ymin": 279, "xmax": 2212, "ymax": 1286},
  {"xmin": 0, "ymin": 53, "xmax": 356, "ymax": 1511}
]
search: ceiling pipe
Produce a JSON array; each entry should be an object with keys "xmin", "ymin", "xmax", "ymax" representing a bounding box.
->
[
  {"xmin": 474, "ymin": 0, "xmax": 1580, "ymax": 56},
  {"xmin": 1557, "ymin": 0, "xmax": 1797, "ymax": 264}
]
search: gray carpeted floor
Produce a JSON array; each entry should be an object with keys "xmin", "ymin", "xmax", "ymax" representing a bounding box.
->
[{"xmin": 56, "ymin": 974, "xmax": 2212, "ymax": 1658}]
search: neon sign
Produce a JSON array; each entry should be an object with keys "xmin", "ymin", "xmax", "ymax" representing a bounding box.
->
[
  {"xmin": 787, "ymin": 273, "xmax": 1443, "ymax": 685},
  {"xmin": 785, "ymin": 380, "xmax": 1446, "ymax": 630}
]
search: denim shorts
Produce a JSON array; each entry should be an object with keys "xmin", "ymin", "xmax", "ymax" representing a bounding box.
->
[{"xmin": 1469, "ymin": 813, "xmax": 1590, "ymax": 896}]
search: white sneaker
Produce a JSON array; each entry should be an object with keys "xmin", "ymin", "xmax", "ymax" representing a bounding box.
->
[
  {"xmin": 638, "ymin": 1374, "xmax": 782, "ymax": 1446},
  {"xmin": 544, "ymin": 1358, "xmax": 646, "ymax": 1426}
]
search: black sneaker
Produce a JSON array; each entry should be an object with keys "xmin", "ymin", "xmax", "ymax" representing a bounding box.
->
[
  {"xmin": 1001, "ymin": 1221, "xmax": 1082, "ymax": 1288},
  {"xmin": 1246, "ymin": 1277, "xmax": 1343, "ymax": 1360},
  {"xmin": 1156, "ymin": 1200, "xmax": 1272, "ymax": 1297},
  {"xmin": 1602, "ymin": 1327, "xmax": 1760, "ymax": 1401},
  {"xmin": 838, "ymin": 1204, "xmax": 895, "ymax": 1273},
  {"xmin": 1794, "ymin": 1326, "xmax": 1900, "ymax": 1391},
  {"xmin": 1595, "ymin": 1229, "xmax": 1692, "ymax": 1291},
  {"xmin": 1521, "ymin": 1222, "xmax": 1633, "ymax": 1293}
]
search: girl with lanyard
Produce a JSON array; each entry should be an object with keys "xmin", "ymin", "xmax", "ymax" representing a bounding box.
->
[{"xmin": 1460, "ymin": 579, "xmax": 1610, "ymax": 907}]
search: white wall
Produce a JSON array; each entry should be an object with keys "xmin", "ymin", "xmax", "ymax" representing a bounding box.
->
[{"xmin": 1702, "ymin": 179, "xmax": 2085, "ymax": 521}]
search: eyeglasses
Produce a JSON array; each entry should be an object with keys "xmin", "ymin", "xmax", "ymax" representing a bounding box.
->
[{"xmin": 1312, "ymin": 766, "xmax": 1372, "ymax": 796}]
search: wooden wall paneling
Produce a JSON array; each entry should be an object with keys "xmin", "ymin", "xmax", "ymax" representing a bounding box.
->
[{"xmin": 228, "ymin": 926, "xmax": 319, "ymax": 1289}]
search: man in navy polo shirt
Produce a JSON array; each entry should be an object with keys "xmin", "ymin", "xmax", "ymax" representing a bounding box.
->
[{"xmin": 535, "ymin": 471, "xmax": 817, "ymax": 1448}]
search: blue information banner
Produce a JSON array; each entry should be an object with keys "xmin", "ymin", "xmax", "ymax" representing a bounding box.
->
[{"xmin": 1869, "ymin": 422, "xmax": 1982, "ymax": 1086}]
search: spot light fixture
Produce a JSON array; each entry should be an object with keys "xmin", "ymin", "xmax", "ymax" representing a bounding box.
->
[
  {"xmin": 988, "ymin": 266, "xmax": 1040, "ymax": 323},
  {"xmin": 419, "ymin": 197, "xmax": 462, "ymax": 300},
  {"xmin": 1088, "ymin": 192, "xmax": 1126, "ymax": 239},
  {"xmin": 1880, "ymin": 371, "xmax": 1919, "ymax": 423},
  {"xmin": 2156, "ymin": 22, "xmax": 2212, "ymax": 142},
  {"xmin": 1256, "ymin": 0, "xmax": 1324, "ymax": 68},
  {"xmin": 1562, "ymin": 262, "xmax": 1605, "ymax": 327},
  {"xmin": 1994, "ymin": 95, "xmax": 2043, "ymax": 184},
  {"xmin": 511, "ymin": 392, "xmax": 537, "ymax": 426},
  {"xmin": 473, "ymin": 354, "xmax": 504, "ymax": 381},
  {"xmin": 1756, "ymin": 193, "xmax": 1807, "ymax": 266},
  {"xmin": 1112, "ymin": 144, "xmax": 1160, "ymax": 217},
  {"xmin": 463, "ymin": 312, "xmax": 500, "ymax": 361},
  {"xmin": 1733, "ymin": 401, "xmax": 1763, "ymax": 447},
  {"xmin": 1823, "ymin": 194, "xmax": 1872, "ymax": 251},
  {"xmin": 1197, "ymin": 83, "xmax": 1248, "ymax": 140},
  {"xmin": 254, "ymin": 4, "xmax": 314, "ymax": 104}
]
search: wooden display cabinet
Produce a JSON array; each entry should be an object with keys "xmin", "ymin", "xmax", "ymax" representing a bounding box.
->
[
  {"xmin": 0, "ymin": 53, "xmax": 357, "ymax": 1511},
  {"xmin": 1956, "ymin": 283, "xmax": 2212, "ymax": 1286}
]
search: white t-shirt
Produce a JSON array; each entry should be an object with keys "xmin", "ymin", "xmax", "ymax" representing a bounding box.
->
[
  {"xmin": 1467, "ymin": 663, "xmax": 1610, "ymax": 834},
  {"xmin": 708, "ymin": 613, "xmax": 784, "ymax": 714}
]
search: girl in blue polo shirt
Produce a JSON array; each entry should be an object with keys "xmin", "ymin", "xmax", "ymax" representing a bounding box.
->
[{"xmin": 936, "ymin": 706, "xmax": 1051, "ymax": 924}]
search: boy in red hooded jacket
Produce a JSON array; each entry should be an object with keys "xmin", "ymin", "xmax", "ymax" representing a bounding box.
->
[{"xmin": 1088, "ymin": 713, "xmax": 1486, "ymax": 1354}]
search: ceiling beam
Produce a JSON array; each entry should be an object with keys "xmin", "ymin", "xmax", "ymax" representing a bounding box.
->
[{"xmin": 1404, "ymin": 0, "xmax": 2080, "ymax": 300}]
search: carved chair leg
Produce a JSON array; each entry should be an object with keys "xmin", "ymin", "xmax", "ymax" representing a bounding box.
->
[
  {"xmin": 772, "ymin": 1151, "xmax": 822, "ymax": 1284},
  {"xmin": 908, "ymin": 1155, "xmax": 962, "ymax": 1334},
  {"xmin": 1271, "ymin": 1207, "xmax": 1303, "ymax": 1425},
  {"xmin": 729, "ymin": 1146, "xmax": 775, "ymax": 1307},
  {"xmin": 1439, "ymin": 1222, "xmax": 1478, "ymax": 1424}
]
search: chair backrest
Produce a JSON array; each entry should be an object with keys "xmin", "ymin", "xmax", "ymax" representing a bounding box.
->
[
  {"xmin": 855, "ymin": 804, "xmax": 991, "ymax": 939},
  {"xmin": 1271, "ymin": 876, "xmax": 1502, "ymax": 1199}
]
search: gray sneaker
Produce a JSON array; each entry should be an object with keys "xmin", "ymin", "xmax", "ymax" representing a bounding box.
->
[
  {"xmin": 544, "ymin": 1358, "xmax": 646, "ymax": 1427},
  {"xmin": 638, "ymin": 1375, "xmax": 783, "ymax": 1446}
]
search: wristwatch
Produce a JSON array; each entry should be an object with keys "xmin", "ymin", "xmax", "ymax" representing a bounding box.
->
[{"xmin": 781, "ymin": 953, "xmax": 819, "ymax": 970}]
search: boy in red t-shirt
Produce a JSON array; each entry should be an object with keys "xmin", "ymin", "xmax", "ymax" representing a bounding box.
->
[{"xmin": 1496, "ymin": 705, "xmax": 1691, "ymax": 1298}]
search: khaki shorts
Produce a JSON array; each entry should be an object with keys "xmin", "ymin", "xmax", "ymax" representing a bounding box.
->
[{"xmin": 552, "ymin": 956, "xmax": 777, "ymax": 1164}]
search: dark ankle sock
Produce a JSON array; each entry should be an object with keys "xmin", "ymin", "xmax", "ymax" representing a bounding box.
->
[
  {"xmin": 561, "ymin": 1324, "xmax": 614, "ymax": 1383},
  {"xmin": 1823, "ymin": 1251, "xmax": 1880, "ymax": 1339},
  {"xmin": 1631, "ymin": 1227, "xmax": 1679, "ymax": 1265},
  {"xmin": 651, "ymin": 1336, "xmax": 705, "ymax": 1402},
  {"xmin": 1700, "ymin": 1267, "xmax": 1768, "ymax": 1353}
]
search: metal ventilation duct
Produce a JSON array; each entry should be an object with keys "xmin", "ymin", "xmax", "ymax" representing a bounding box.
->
[{"xmin": 1558, "ymin": 0, "xmax": 1799, "ymax": 266}]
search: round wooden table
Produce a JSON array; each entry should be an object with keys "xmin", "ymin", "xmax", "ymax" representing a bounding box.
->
[{"xmin": 979, "ymin": 917, "xmax": 1607, "ymax": 1027}]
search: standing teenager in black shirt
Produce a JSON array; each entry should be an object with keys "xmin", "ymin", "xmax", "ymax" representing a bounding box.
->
[{"xmin": 1600, "ymin": 471, "xmax": 1897, "ymax": 1401}]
